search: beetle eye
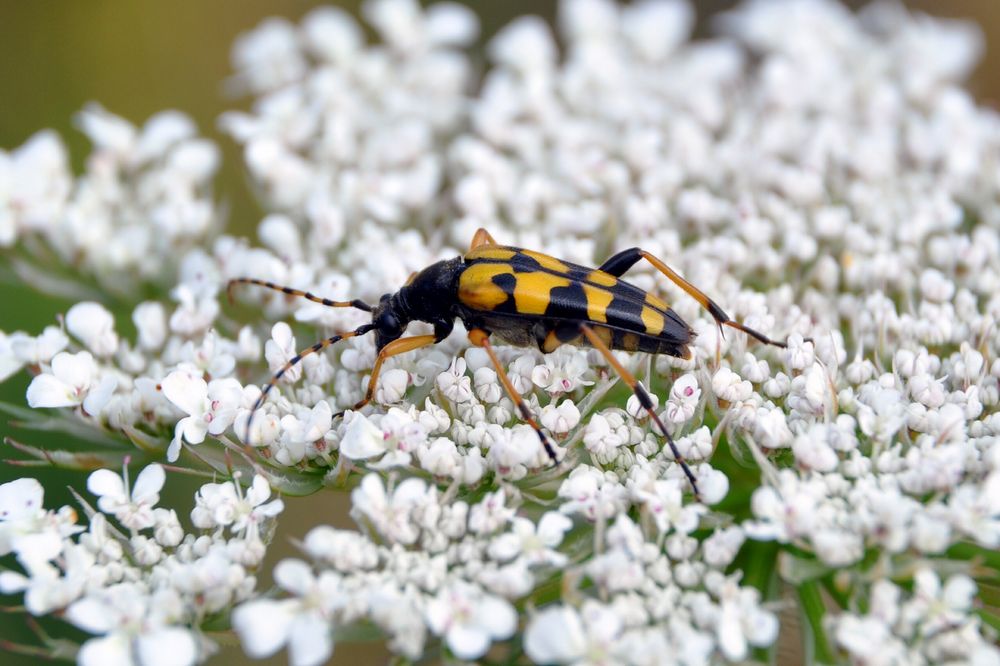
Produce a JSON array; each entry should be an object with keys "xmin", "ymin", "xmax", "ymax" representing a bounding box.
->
[{"xmin": 378, "ymin": 312, "xmax": 399, "ymax": 333}]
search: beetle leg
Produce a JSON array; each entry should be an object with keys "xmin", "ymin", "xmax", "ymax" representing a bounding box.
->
[
  {"xmin": 341, "ymin": 334, "xmax": 438, "ymax": 415},
  {"xmin": 469, "ymin": 228, "xmax": 499, "ymax": 250},
  {"xmin": 579, "ymin": 323, "xmax": 700, "ymax": 498},
  {"xmin": 601, "ymin": 248, "xmax": 791, "ymax": 348},
  {"xmin": 246, "ymin": 324, "xmax": 375, "ymax": 443},
  {"xmin": 227, "ymin": 277, "xmax": 373, "ymax": 312},
  {"xmin": 467, "ymin": 328, "xmax": 560, "ymax": 465},
  {"xmin": 596, "ymin": 248, "xmax": 643, "ymax": 277}
]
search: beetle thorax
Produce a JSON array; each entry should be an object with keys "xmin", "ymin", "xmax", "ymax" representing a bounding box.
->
[{"xmin": 397, "ymin": 256, "xmax": 464, "ymax": 323}]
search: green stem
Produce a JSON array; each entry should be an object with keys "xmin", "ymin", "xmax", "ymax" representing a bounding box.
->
[{"xmin": 798, "ymin": 580, "xmax": 836, "ymax": 665}]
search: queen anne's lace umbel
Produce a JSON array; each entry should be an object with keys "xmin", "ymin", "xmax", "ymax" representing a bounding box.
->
[{"xmin": 2, "ymin": 0, "xmax": 1000, "ymax": 664}]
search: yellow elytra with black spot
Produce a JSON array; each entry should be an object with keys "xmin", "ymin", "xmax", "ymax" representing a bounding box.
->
[{"xmin": 454, "ymin": 245, "xmax": 694, "ymax": 357}]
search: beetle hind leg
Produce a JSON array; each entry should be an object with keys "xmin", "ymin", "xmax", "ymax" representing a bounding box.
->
[
  {"xmin": 600, "ymin": 248, "xmax": 797, "ymax": 348},
  {"xmin": 579, "ymin": 323, "xmax": 700, "ymax": 498}
]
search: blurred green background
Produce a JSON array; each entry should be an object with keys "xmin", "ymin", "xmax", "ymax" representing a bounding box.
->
[{"xmin": 1, "ymin": 1, "xmax": 998, "ymax": 664}]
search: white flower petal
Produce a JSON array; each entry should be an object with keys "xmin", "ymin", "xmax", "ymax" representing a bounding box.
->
[
  {"xmin": 288, "ymin": 612, "xmax": 333, "ymax": 666},
  {"xmin": 66, "ymin": 598, "xmax": 117, "ymax": 634},
  {"xmin": 179, "ymin": 416, "xmax": 209, "ymax": 445},
  {"xmin": 537, "ymin": 512, "xmax": 573, "ymax": 546},
  {"xmin": 477, "ymin": 595, "xmax": 516, "ymax": 639},
  {"xmin": 447, "ymin": 624, "xmax": 490, "ymax": 660},
  {"xmin": 0, "ymin": 478, "xmax": 44, "ymax": 521},
  {"xmin": 167, "ymin": 433, "xmax": 183, "ymax": 463},
  {"xmin": 524, "ymin": 606, "xmax": 586, "ymax": 663},
  {"xmin": 0, "ymin": 571, "xmax": 30, "ymax": 593},
  {"xmin": 82, "ymin": 374, "xmax": 118, "ymax": 415},
  {"xmin": 66, "ymin": 302, "xmax": 118, "ymax": 357},
  {"xmin": 77, "ymin": 634, "xmax": 133, "ymax": 666},
  {"xmin": 338, "ymin": 413, "xmax": 387, "ymax": 460},
  {"xmin": 12, "ymin": 531, "xmax": 63, "ymax": 562},
  {"xmin": 136, "ymin": 628, "xmax": 197, "ymax": 666},
  {"xmin": 246, "ymin": 474, "xmax": 271, "ymax": 507},
  {"xmin": 87, "ymin": 469, "xmax": 125, "ymax": 502},
  {"xmin": 161, "ymin": 370, "xmax": 209, "ymax": 417},
  {"xmin": 26, "ymin": 374, "xmax": 78, "ymax": 408},
  {"xmin": 233, "ymin": 599, "xmax": 294, "ymax": 658},
  {"xmin": 132, "ymin": 464, "xmax": 165, "ymax": 505},
  {"xmin": 274, "ymin": 558, "xmax": 315, "ymax": 596}
]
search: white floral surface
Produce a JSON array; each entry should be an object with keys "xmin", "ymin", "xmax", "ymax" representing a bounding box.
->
[{"xmin": 2, "ymin": 0, "xmax": 1000, "ymax": 664}]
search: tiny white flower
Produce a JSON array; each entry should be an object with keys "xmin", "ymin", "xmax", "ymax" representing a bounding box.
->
[
  {"xmin": 338, "ymin": 411, "xmax": 387, "ymax": 460},
  {"xmin": 132, "ymin": 302, "xmax": 167, "ymax": 351},
  {"xmin": 417, "ymin": 437, "xmax": 463, "ymax": 478},
  {"xmin": 11, "ymin": 326, "xmax": 68, "ymax": 365},
  {"xmin": 67, "ymin": 584, "xmax": 198, "ymax": 666},
  {"xmin": 87, "ymin": 463, "xmax": 164, "ymax": 531},
  {"xmin": 626, "ymin": 387, "xmax": 659, "ymax": 418},
  {"xmin": 741, "ymin": 353, "xmax": 771, "ymax": 383},
  {"xmin": 524, "ymin": 602, "xmax": 621, "ymax": 665},
  {"xmin": 26, "ymin": 350, "xmax": 114, "ymax": 414},
  {"xmin": 665, "ymin": 373, "xmax": 701, "ymax": 423},
  {"xmin": 233, "ymin": 559, "xmax": 342, "ymax": 666},
  {"xmin": 350, "ymin": 474, "xmax": 428, "ymax": 545},
  {"xmin": 784, "ymin": 334, "xmax": 815, "ymax": 371},
  {"xmin": 540, "ymin": 399, "xmax": 581, "ymax": 435},
  {"xmin": 524, "ymin": 605, "xmax": 588, "ymax": 664},
  {"xmin": 437, "ymin": 357, "xmax": 473, "ymax": 402},
  {"xmin": 702, "ymin": 526, "xmax": 746, "ymax": 568},
  {"xmin": 265, "ymin": 322, "xmax": 305, "ymax": 384},
  {"xmin": 583, "ymin": 412, "xmax": 628, "ymax": 457},
  {"xmin": 375, "ymin": 367, "xmax": 409, "ymax": 404},
  {"xmin": 190, "ymin": 474, "xmax": 283, "ymax": 540},
  {"xmin": 469, "ymin": 488, "xmax": 515, "ymax": 535},
  {"xmin": 531, "ymin": 347, "xmax": 593, "ymax": 394},
  {"xmin": 712, "ymin": 367, "xmax": 753, "ymax": 403},
  {"xmin": 0, "ymin": 333, "xmax": 25, "ymax": 383},
  {"xmin": 152, "ymin": 508, "xmax": 183, "ymax": 547},
  {"xmin": 489, "ymin": 512, "xmax": 572, "ymax": 567},
  {"xmin": 634, "ymin": 478, "xmax": 704, "ymax": 533},
  {"xmin": 424, "ymin": 581, "xmax": 516, "ymax": 660},
  {"xmin": 489, "ymin": 15, "xmax": 557, "ymax": 72},
  {"xmin": 0, "ymin": 477, "xmax": 67, "ymax": 563},
  {"xmin": 161, "ymin": 369, "xmax": 243, "ymax": 461},
  {"xmin": 474, "ymin": 366, "xmax": 503, "ymax": 403},
  {"xmin": 66, "ymin": 302, "xmax": 119, "ymax": 357},
  {"xmin": 792, "ymin": 433, "xmax": 839, "ymax": 472},
  {"xmin": 676, "ymin": 426, "xmax": 713, "ymax": 460},
  {"xmin": 486, "ymin": 423, "xmax": 541, "ymax": 475}
]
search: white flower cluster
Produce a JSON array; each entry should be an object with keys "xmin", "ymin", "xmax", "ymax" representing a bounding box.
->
[
  {"xmin": 2, "ymin": 0, "xmax": 1000, "ymax": 662},
  {"xmin": 1, "ymin": 105, "xmax": 219, "ymax": 296},
  {"xmin": 233, "ymin": 472, "xmax": 775, "ymax": 665},
  {"xmin": 830, "ymin": 569, "xmax": 997, "ymax": 665},
  {"xmin": 0, "ymin": 465, "xmax": 281, "ymax": 665},
  {"xmin": 524, "ymin": 515, "xmax": 777, "ymax": 665}
]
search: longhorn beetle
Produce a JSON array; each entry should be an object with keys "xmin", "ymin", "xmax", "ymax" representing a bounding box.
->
[{"xmin": 229, "ymin": 228, "xmax": 794, "ymax": 496}]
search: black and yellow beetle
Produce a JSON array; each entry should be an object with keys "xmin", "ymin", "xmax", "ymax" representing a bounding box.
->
[{"xmin": 229, "ymin": 228, "xmax": 791, "ymax": 495}]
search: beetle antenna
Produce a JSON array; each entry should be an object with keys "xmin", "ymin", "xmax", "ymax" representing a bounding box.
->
[
  {"xmin": 244, "ymin": 323, "xmax": 375, "ymax": 443},
  {"xmin": 227, "ymin": 278, "xmax": 373, "ymax": 312}
]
